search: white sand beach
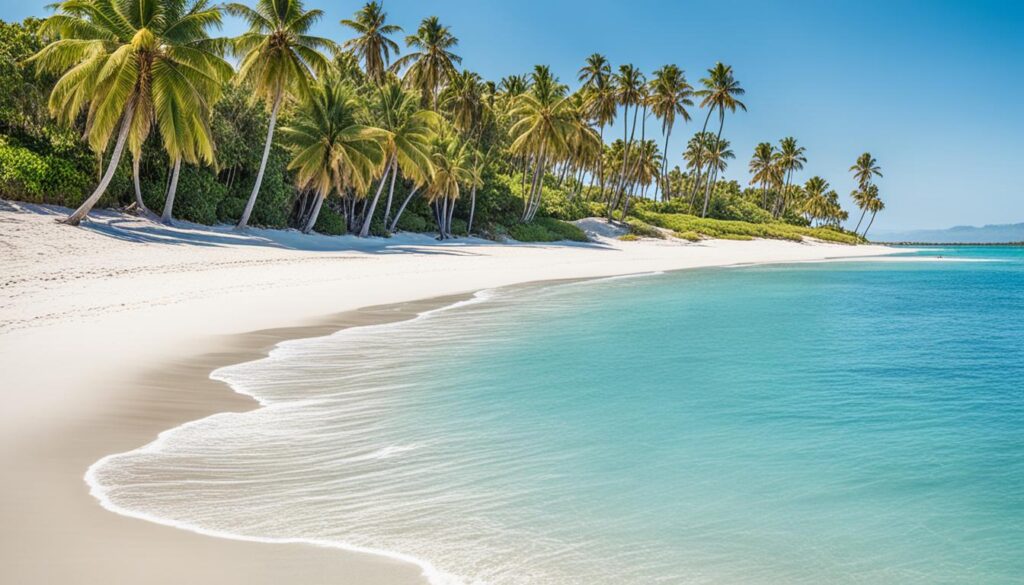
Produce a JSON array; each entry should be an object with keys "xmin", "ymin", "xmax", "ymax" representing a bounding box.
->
[{"xmin": 0, "ymin": 202, "xmax": 897, "ymax": 585}]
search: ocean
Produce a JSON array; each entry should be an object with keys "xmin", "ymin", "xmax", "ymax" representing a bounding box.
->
[{"xmin": 89, "ymin": 246, "xmax": 1024, "ymax": 584}]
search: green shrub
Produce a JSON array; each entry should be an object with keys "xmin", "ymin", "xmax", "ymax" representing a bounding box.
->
[
  {"xmin": 677, "ymin": 230, "xmax": 701, "ymax": 242},
  {"xmin": 618, "ymin": 234, "xmax": 640, "ymax": 241},
  {"xmin": 624, "ymin": 217, "xmax": 666, "ymax": 239},
  {"xmin": 396, "ymin": 210, "xmax": 430, "ymax": 233},
  {"xmin": 313, "ymin": 206, "xmax": 345, "ymax": 235},
  {"xmin": 171, "ymin": 168, "xmax": 226, "ymax": 224},
  {"xmin": 0, "ymin": 138, "xmax": 90, "ymax": 205},
  {"xmin": 636, "ymin": 211, "xmax": 862, "ymax": 245},
  {"xmin": 508, "ymin": 217, "xmax": 589, "ymax": 242}
]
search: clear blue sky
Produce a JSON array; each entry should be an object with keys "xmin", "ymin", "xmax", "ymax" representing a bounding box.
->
[{"xmin": 4, "ymin": 0, "xmax": 1022, "ymax": 230}]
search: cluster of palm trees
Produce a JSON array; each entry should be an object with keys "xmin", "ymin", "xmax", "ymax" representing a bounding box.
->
[{"xmin": 32, "ymin": 0, "xmax": 881, "ymax": 237}]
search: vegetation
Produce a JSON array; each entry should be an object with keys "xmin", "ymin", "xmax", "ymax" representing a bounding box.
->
[{"xmin": 0, "ymin": 1, "xmax": 887, "ymax": 243}]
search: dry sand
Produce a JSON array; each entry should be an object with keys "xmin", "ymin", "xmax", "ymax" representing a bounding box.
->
[{"xmin": 0, "ymin": 202, "xmax": 897, "ymax": 584}]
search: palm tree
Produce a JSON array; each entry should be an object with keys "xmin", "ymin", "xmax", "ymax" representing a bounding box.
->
[
  {"xmin": 852, "ymin": 183, "xmax": 878, "ymax": 234},
  {"xmin": 862, "ymin": 193, "xmax": 885, "ymax": 239},
  {"xmin": 774, "ymin": 136, "xmax": 806, "ymax": 218},
  {"xmin": 801, "ymin": 176, "xmax": 830, "ymax": 226},
  {"xmin": 426, "ymin": 130, "xmax": 470, "ymax": 238},
  {"xmin": 508, "ymin": 66, "xmax": 573, "ymax": 222},
  {"xmin": 279, "ymin": 77, "xmax": 386, "ymax": 233},
  {"xmin": 31, "ymin": 0, "xmax": 232, "ymax": 226},
  {"xmin": 391, "ymin": 16, "xmax": 461, "ymax": 110},
  {"xmin": 648, "ymin": 64, "xmax": 693, "ymax": 200},
  {"xmin": 610, "ymin": 64, "xmax": 645, "ymax": 216},
  {"xmin": 227, "ymin": 0, "xmax": 338, "ymax": 229},
  {"xmin": 578, "ymin": 53, "xmax": 611, "ymax": 89},
  {"xmin": 582, "ymin": 79, "xmax": 617, "ymax": 201},
  {"xmin": 850, "ymin": 152, "xmax": 882, "ymax": 232},
  {"xmin": 695, "ymin": 63, "xmax": 746, "ymax": 217},
  {"xmin": 700, "ymin": 136, "xmax": 734, "ymax": 216},
  {"xmin": 340, "ymin": 1, "xmax": 402, "ymax": 85},
  {"xmin": 442, "ymin": 70, "xmax": 484, "ymax": 136},
  {"xmin": 367, "ymin": 80, "xmax": 439, "ymax": 236},
  {"xmin": 748, "ymin": 142, "xmax": 777, "ymax": 210}
]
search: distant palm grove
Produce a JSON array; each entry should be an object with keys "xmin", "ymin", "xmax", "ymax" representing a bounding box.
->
[{"xmin": 0, "ymin": 0, "xmax": 885, "ymax": 241}]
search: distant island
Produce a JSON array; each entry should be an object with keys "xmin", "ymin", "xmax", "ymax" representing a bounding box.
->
[{"xmin": 874, "ymin": 223, "xmax": 1024, "ymax": 244}]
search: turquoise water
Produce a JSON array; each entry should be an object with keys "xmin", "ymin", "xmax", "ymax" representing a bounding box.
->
[{"xmin": 91, "ymin": 247, "xmax": 1024, "ymax": 584}]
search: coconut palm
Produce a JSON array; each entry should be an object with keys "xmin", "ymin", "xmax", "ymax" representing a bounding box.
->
[
  {"xmin": 366, "ymin": 80, "xmax": 439, "ymax": 236},
  {"xmin": 850, "ymin": 152, "xmax": 882, "ymax": 232},
  {"xmin": 581, "ymin": 78, "xmax": 617, "ymax": 201},
  {"xmin": 850, "ymin": 152, "xmax": 882, "ymax": 190},
  {"xmin": 508, "ymin": 66, "xmax": 573, "ymax": 222},
  {"xmin": 610, "ymin": 64, "xmax": 645, "ymax": 216},
  {"xmin": 852, "ymin": 183, "xmax": 878, "ymax": 234},
  {"xmin": 648, "ymin": 64, "xmax": 693, "ymax": 200},
  {"xmin": 862, "ymin": 193, "xmax": 885, "ymax": 239},
  {"xmin": 802, "ymin": 176, "xmax": 830, "ymax": 226},
  {"xmin": 774, "ymin": 136, "xmax": 806, "ymax": 218},
  {"xmin": 700, "ymin": 136, "xmax": 734, "ymax": 216},
  {"xmin": 425, "ymin": 130, "xmax": 470, "ymax": 238},
  {"xmin": 749, "ymin": 142, "xmax": 777, "ymax": 210},
  {"xmin": 227, "ymin": 0, "xmax": 338, "ymax": 229},
  {"xmin": 279, "ymin": 77, "xmax": 385, "ymax": 234},
  {"xmin": 391, "ymin": 16, "xmax": 461, "ymax": 110},
  {"xmin": 340, "ymin": 1, "xmax": 402, "ymax": 85},
  {"xmin": 31, "ymin": 0, "xmax": 232, "ymax": 226},
  {"xmin": 578, "ymin": 53, "xmax": 611, "ymax": 89},
  {"xmin": 442, "ymin": 70, "xmax": 484, "ymax": 136},
  {"xmin": 695, "ymin": 63, "xmax": 746, "ymax": 217}
]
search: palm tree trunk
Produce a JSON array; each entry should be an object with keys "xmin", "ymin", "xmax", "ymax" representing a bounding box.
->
[
  {"xmin": 359, "ymin": 155, "xmax": 394, "ymax": 237},
  {"xmin": 701, "ymin": 111, "xmax": 726, "ymax": 218},
  {"xmin": 467, "ymin": 184, "xmax": 477, "ymax": 235},
  {"xmin": 446, "ymin": 195, "xmax": 456, "ymax": 237},
  {"xmin": 237, "ymin": 92, "xmax": 283, "ymax": 229},
  {"xmin": 596, "ymin": 124, "xmax": 606, "ymax": 202},
  {"xmin": 657, "ymin": 124, "xmax": 673, "ymax": 202},
  {"xmin": 63, "ymin": 102, "xmax": 136, "ymax": 226},
  {"xmin": 854, "ymin": 208, "xmax": 867, "ymax": 234},
  {"xmin": 132, "ymin": 153, "xmax": 148, "ymax": 213},
  {"xmin": 303, "ymin": 191, "xmax": 325, "ymax": 234},
  {"xmin": 688, "ymin": 107, "xmax": 715, "ymax": 201},
  {"xmin": 524, "ymin": 148, "xmax": 546, "ymax": 222},
  {"xmin": 388, "ymin": 185, "xmax": 420, "ymax": 233},
  {"xmin": 382, "ymin": 157, "xmax": 399, "ymax": 229},
  {"xmin": 161, "ymin": 157, "xmax": 182, "ymax": 224},
  {"xmin": 438, "ymin": 197, "xmax": 448, "ymax": 239},
  {"xmin": 862, "ymin": 211, "xmax": 877, "ymax": 239}
]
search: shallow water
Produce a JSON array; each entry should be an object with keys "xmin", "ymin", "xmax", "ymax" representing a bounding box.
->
[{"xmin": 91, "ymin": 246, "xmax": 1024, "ymax": 584}]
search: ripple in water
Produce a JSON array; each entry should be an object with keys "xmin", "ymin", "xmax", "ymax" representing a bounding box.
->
[{"xmin": 89, "ymin": 247, "xmax": 1024, "ymax": 584}]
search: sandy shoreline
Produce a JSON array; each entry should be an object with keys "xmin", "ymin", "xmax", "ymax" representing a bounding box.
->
[{"xmin": 0, "ymin": 202, "xmax": 899, "ymax": 584}]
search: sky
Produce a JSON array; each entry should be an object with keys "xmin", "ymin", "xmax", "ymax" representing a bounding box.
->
[{"xmin": 3, "ymin": 0, "xmax": 1022, "ymax": 231}]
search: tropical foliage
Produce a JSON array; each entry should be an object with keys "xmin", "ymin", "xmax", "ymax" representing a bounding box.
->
[{"xmin": 0, "ymin": 1, "xmax": 885, "ymax": 241}]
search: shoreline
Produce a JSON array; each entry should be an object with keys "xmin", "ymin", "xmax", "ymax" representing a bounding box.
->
[{"xmin": 0, "ymin": 204, "xmax": 900, "ymax": 585}]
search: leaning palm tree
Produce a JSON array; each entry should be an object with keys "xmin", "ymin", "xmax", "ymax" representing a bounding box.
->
[
  {"xmin": 853, "ymin": 183, "xmax": 879, "ymax": 234},
  {"xmin": 366, "ymin": 80, "xmax": 439, "ymax": 236},
  {"xmin": 390, "ymin": 16, "xmax": 461, "ymax": 110},
  {"xmin": 31, "ymin": 0, "xmax": 232, "ymax": 226},
  {"xmin": 426, "ymin": 131, "xmax": 470, "ymax": 238},
  {"xmin": 340, "ymin": 1, "xmax": 402, "ymax": 85},
  {"xmin": 850, "ymin": 152, "xmax": 882, "ymax": 232},
  {"xmin": 648, "ymin": 64, "xmax": 693, "ymax": 200},
  {"xmin": 227, "ymin": 0, "xmax": 338, "ymax": 229},
  {"xmin": 774, "ymin": 136, "xmax": 807, "ymax": 218},
  {"xmin": 861, "ymin": 193, "xmax": 885, "ymax": 239},
  {"xmin": 279, "ymin": 77, "xmax": 385, "ymax": 234},
  {"xmin": 695, "ymin": 63, "xmax": 746, "ymax": 217}
]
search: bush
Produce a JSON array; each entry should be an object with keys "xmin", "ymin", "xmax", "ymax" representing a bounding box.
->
[
  {"xmin": 313, "ymin": 206, "xmax": 346, "ymax": 235},
  {"xmin": 171, "ymin": 168, "xmax": 226, "ymax": 224},
  {"xmin": 0, "ymin": 138, "xmax": 90, "ymax": 205},
  {"xmin": 396, "ymin": 210, "xmax": 430, "ymax": 233},
  {"xmin": 636, "ymin": 211, "xmax": 863, "ymax": 245},
  {"xmin": 624, "ymin": 217, "xmax": 666, "ymax": 239},
  {"xmin": 508, "ymin": 217, "xmax": 589, "ymax": 242}
]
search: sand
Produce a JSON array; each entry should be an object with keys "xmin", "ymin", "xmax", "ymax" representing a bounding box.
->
[{"xmin": 0, "ymin": 202, "xmax": 897, "ymax": 584}]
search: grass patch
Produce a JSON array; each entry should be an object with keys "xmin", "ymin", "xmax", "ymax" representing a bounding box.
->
[
  {"xmin": 636, "ymin": 211, "xmax": 863, "ymax": 245},
  {"xmin": 624, "ymin": 217, "xmax": 666, "ymax": 239},
  {"xmin": 508, "ymin": 217, "xmax": 589, "ymax": 242},
  {"xmin": 618, "ymin": 233, "xmax": 640, "ymax": 241}
]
